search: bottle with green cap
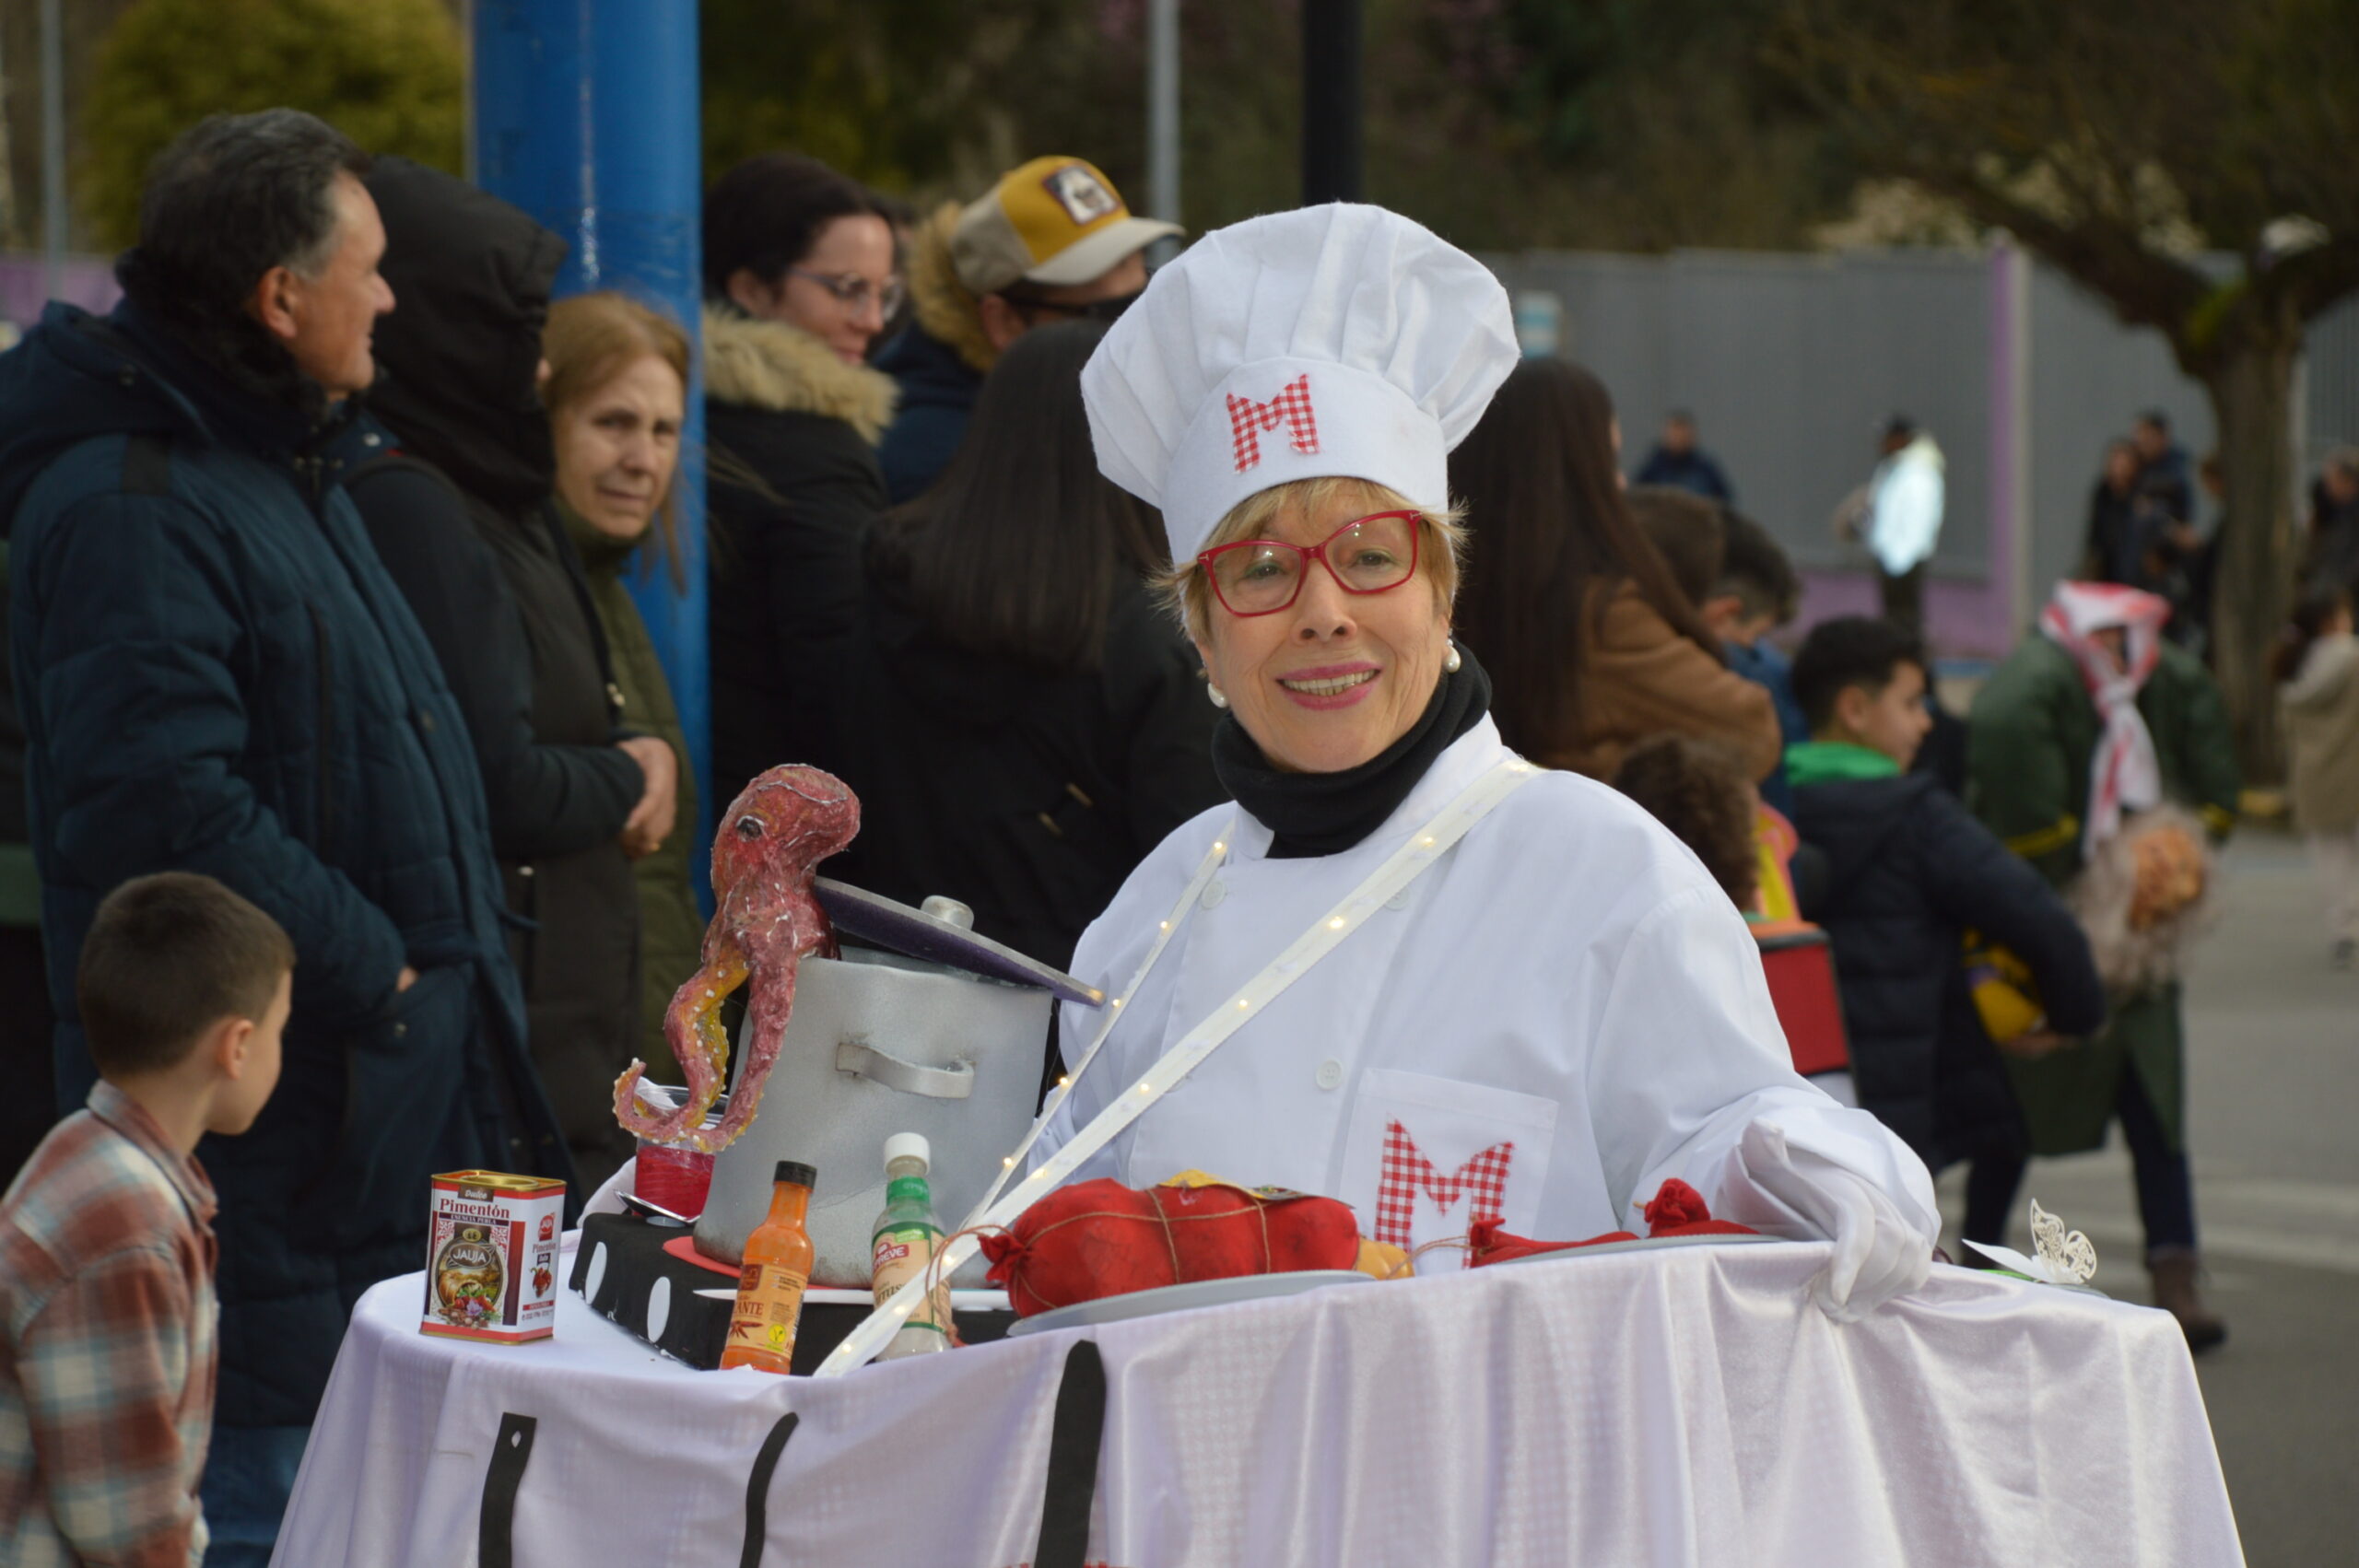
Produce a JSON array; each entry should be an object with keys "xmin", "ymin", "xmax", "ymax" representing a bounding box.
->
[
  {"xmin": 721, "ymin": 1160, "xmax": 816, "ymax": 1374},
  {"xmin": 870, "ymin": 1134, "xmax": 953, "ymax": 1360}
]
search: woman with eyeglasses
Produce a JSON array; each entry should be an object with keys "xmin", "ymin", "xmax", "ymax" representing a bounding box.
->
[
  {"xmin": 1027, "ymin": 207, "xmax": 1938, "ymax": 1327},
  {"xmin": 701, "ymin": 152, "xmax": 904, "ymax": 802}
]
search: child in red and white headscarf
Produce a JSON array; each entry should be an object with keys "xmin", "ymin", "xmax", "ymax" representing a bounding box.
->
[
  {"xmin": 1963, "ymin": 580, "xmax": 2241, "ymax": 1350},
  {"xmin": 2036, "ymin": 581, "xmax": 2173, "ymax": 854}
]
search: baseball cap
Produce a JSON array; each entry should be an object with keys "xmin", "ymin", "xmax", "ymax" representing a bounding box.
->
[{"xmin": 950, "ymin": 157, "xmax": 1181, "ymax": 296}]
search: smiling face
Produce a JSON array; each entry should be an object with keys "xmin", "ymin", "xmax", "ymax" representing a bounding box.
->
[
  {"xmin": 255, "ymin": 172, "xmax": 394, "ymax": 397},
  {"xmin": 734, "ymin": 212, "xmax": 897, "ymax": 365},
  {"xmin": 1191, "ymin": 482, "xmax": 1455, "ymax": 775},
  {"xmin": 552, "ymin": 352, "xmax": 686, "ymax": 544}
]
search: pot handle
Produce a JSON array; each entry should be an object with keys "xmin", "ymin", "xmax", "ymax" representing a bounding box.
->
[{"xmin": 834, "ymin": 1039, "xmax": 975, "ymax": 1100}]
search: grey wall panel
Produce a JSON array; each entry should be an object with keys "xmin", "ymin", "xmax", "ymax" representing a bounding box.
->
[
  {"xmin": 1485, "ymin": 246, "xmax": 2359, "ymax": 633},
  {"xmin": 2025, "ymin": 266, "xmax": 2213, "ymax": 604},
  {"xmin": 2307, "ymin": 296, "xmax": 2359, "ymax": 468},
  {"xmin": 1490, "ymin": 248, "xmax": 1992, "ymax": 579}
]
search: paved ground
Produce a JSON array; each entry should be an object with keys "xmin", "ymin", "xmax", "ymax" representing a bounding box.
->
[{"xmin": 1932, "ymin": 830, "xmax": 2358, "ymax": 1566}]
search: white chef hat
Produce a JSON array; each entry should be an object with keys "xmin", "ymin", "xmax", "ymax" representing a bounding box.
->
[{"xmin": 1080, "ymin": 204, "xmax": 1519, "ymax": 564}]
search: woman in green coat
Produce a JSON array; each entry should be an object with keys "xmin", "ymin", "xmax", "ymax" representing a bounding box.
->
[
  {"xmin": 1963, "ymin": 582, "xmax": 2239, "ymax": 1347},
  {"xmin": 542, "ymin": 293, "xmax": 706, "ymax": 1084}
]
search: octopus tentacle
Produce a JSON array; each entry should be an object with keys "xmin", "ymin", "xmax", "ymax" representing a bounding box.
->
[
  {"xmin": 614, "ymin": 941, "xmax": 749, "ymax": 1141},
  {"xmin": 691, "ymin": 931, "xmax": 811, "ymax": 1153}
]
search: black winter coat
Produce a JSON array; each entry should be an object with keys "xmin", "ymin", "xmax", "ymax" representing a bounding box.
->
[
  {"xmin": 769, "ymin": 513, "xmax": 1226, "ymax": 975},
  {"xmin": 701, "ymin": 306, "xmax": 898, "ymax": 803},
  {"xmin": 1793, "ymin": 770, "xmax": 2107, "ymax": 1169},
  {"xmin": 349, "ymin": 158, "xmax": 644, "ymax": 1185},
  {"xmin": 0, "ymin": 299, "xmax": 565, "ymax": 1426}
]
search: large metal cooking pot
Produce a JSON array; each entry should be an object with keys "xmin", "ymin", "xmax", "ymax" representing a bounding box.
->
[{"xmin": 694, "ymin": 886, "xmax": 1099, "ymax": 1287}]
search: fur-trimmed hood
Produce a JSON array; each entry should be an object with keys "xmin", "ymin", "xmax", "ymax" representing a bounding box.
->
[
  {"xmin": 700, "ymin": 305, "xmax": 898, "ymax": 446},
  {"xmin": 906, "ymin": 202, "xmax": 999, "ymax": 377}
]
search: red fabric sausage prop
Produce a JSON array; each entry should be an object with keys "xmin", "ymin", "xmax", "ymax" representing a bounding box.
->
[
  {"xmin": 1467, "ymin": 1178, "xmax": 1756, "ymax": 1267},
  {"xmin": 982, "ymin": 1176, "xmax": 1365, "ymax": 1316}
]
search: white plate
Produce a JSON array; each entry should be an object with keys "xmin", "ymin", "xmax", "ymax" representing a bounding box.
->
[
  {"xmin": 1487, "ymin": 1233, "xmax": 1785, "ymax": 1265},
  {"xmin": 1004, "ymin": 1270, "xmax": 1372, "ymax": 1337}
]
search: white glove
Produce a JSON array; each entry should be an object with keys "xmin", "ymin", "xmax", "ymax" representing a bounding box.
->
[{"xmin": 1724, "ymin": 1119, "xmax": 1935, "ymax": 1322}]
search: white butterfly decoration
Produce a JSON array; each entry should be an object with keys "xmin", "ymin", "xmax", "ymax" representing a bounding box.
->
[{"xmin": 1961, "ymin": 1199, "xmax": 2098, "ymax": 1287}]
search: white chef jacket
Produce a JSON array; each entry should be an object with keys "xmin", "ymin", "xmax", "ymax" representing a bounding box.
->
[{"xmin": 1032, "ymin": 718, "xmax": 1938, "ymax": 1266}]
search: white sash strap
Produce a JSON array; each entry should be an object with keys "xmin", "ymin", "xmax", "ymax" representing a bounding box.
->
[
  {"xmin": 960, "ymin": 817, "xmax": 1240, "ymax": 1229},
  {"xmin": 816, "ymin": 755, "xmax": 1539, "ymax": 1377}
]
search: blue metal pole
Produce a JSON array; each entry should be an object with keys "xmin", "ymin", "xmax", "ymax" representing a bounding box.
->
[{"xmin": 472, "ymin": 0, "xmax": 712, "ymax": 907}]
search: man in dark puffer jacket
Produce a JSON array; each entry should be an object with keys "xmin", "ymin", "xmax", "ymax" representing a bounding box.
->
[
  {"xmin": 1787, "ymin": 618, "xmax": 2106, "ymax": 1172},
  {"xmin": 0, "ymin": 111, "xmax": 566, "ymax": 1565}
]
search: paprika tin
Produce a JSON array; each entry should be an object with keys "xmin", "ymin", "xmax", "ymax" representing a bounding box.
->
[{"xmin": 421, "ymin": 1170, "xmax": 568, "ymax": 1343}]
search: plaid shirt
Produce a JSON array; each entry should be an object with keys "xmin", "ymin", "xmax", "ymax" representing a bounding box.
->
[{"xmin": 1, "ymin": 1082, "xmax": 218, "ymax": 1567}]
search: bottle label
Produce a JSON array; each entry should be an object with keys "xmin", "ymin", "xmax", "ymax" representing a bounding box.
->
[
  {"xmin": 872, "ymin": 1223, "xmax": 951, "ymax": 1335},
  {"xmin": 726, "ymin": 1263, "xmax": 811, "ymax": 1359}
]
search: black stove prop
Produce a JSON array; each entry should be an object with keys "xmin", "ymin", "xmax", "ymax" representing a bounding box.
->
[{"xmin": 571, "ymin": 1211, "xmax": 1015, "ymax": 1372}]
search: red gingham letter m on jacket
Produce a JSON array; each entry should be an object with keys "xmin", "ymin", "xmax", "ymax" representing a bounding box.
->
[{"xmin": 1374, "ymin": 1118, "xmax": 1514, "ymax": 1247}]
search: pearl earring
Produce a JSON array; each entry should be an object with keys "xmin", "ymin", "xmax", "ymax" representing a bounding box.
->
[
  {"xmin": 1207, "ymin": 683, "xmax": 1229, "ymax": 709},
  {"xmin": 1445, "ymin": 644, "xmax": 1462, "ymax": 673}
]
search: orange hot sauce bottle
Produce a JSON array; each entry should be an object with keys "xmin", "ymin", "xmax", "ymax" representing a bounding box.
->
[{"xmin": 720, "ymin": 1160, "xmax": 817, "ymax": 1374}]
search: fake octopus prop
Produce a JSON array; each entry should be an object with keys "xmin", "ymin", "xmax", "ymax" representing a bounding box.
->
[{"xmin": 612, "ymin": 765, "xmax": 861, "ymax": 1153}]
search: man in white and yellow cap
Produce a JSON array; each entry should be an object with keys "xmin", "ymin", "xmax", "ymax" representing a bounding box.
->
[{"xmin": 874, "ymin": 157, "xmax": 1179, "ymax": 503}]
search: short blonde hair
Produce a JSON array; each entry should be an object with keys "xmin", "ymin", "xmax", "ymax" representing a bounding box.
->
[{"xmin": 1156, "ymin": 476, "xmax": 1467, "ymax": 643}]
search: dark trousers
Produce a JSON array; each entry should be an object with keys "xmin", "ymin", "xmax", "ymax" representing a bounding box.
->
[
  {"xmin": 1963, "ymin": 1065, "xmax": 2198, "ymax": 1260},
  {"xmin": 198, "ymin": 1423, "xmax": 311, "ymax": 1567},
  {"xmin": 0, "ymin": 924, "xmax": 58, "ymax": 1189},
  {"xmin": 1878, "ymin": 561, "xmax": 1927, "ymax": 636}
]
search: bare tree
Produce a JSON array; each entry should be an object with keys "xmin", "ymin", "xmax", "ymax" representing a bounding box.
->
[{"xmin": 1775, "ymin": 0, "xmax": 2359, "ymax": 775}]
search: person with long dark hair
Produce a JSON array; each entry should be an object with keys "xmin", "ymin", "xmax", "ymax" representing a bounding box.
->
[
  {"xmin": 1449, "ymin": 358, "xmax": 1779, "ymax": 781},
  {"xmin": 785, "ymin": 319, "xmax": 1224, "ymax": 972}
]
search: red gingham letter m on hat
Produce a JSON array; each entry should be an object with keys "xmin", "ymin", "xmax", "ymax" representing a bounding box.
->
[{"xmin": 1079, "ymin": 204, "xmax": 1520, "ymax": 563}]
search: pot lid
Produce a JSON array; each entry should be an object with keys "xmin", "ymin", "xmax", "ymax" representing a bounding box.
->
[{"xmin": 813, "ymin": 878, "xmax": 1105, "ymax": 1008}]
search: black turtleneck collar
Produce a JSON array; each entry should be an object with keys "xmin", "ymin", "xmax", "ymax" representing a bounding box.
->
[{"xmin": 1213, "ymin": 645, "xmax": 1493, "ymax": 859}]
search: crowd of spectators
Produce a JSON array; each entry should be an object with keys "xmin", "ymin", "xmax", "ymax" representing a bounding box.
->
[{"xmin": 0, "ymin": 101, "xmax": 2343, "ymax": 1562}]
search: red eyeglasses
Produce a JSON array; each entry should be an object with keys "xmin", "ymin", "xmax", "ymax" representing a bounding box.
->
[{"xmin": 1195, "ymin": 510, "xmax": 1423, "ymax": 617}]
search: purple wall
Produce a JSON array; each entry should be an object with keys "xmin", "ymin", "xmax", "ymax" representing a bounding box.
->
[
  {"xmin": 1790, "ymin": 568, "xmax": 2013, "ymax": 661},
  {"xmin": 0, "ymin": 252, "xmax": 119, "ymax": 332}
]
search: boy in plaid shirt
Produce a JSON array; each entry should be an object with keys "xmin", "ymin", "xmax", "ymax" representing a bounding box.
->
[{"xmin": 1, "ymin": 873, "xmax": 291, "ymax": 1565}]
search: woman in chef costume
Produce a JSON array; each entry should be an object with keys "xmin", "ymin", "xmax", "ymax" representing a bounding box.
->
[{"xmin": 1030, "ymin": 206, "xmax": 1938, "ymax": 1321}]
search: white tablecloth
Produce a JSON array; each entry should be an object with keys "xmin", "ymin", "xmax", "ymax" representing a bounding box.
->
[{"xmin": 274, "ymin": 1240, "xmax": 2243, "ymax": 1567}]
